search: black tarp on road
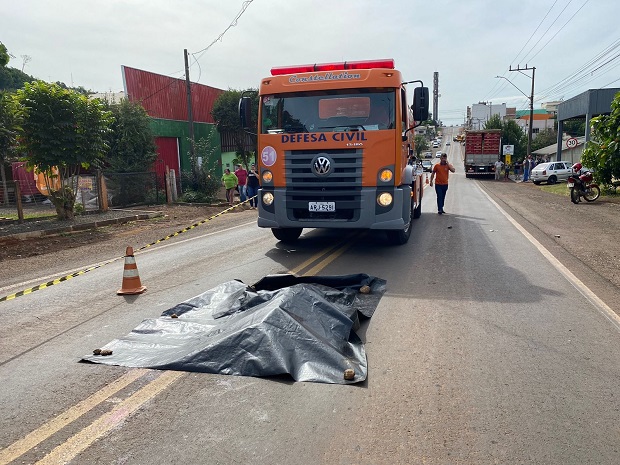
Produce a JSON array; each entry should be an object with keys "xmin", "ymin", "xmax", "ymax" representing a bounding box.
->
[{"xmin": 82, "ymin": 274, "xmax": 385, "ymax": 384}]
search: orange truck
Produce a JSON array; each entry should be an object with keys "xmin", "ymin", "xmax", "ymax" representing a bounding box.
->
[{"xmin": 240, "ymin": 59, "xmax": 429, "ymax": 245}]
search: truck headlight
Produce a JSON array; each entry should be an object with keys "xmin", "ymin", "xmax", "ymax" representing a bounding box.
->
[
  {"xmin": 262, "ymin": 192, "xmax": 274, "ymax": 206},
  {"xmin": 262, "ymin": 170, "xmax": 273, "ymax": 183},
  {"xmin": 377, "ymin": 192, "xmax": 393, "ymax": 206},
  {"xmin": 380, "ymin": 169, "xmax": 393, "ymax": 182}
]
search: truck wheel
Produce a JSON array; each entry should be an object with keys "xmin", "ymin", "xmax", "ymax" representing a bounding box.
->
[
  {"xmin": 413, "ymin": 193, "xmax": 422, "ymax": 219},
  {"xmin": 271, "ymin": 227, "xmax": 302, "ymax": 243},
  {"xmin": 386, "ymin": 198, "xmax": 413, "ymax": 245}
]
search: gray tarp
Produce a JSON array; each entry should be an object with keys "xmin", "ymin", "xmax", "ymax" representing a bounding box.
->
[{"xmin": 82, "ymin": 274, "xmax": 385, "ymax": 384}]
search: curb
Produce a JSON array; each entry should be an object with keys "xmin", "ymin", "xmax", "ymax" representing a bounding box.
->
[{"xmin": 0, "ymin": 212, "xmax": 163, "ymax": 242}]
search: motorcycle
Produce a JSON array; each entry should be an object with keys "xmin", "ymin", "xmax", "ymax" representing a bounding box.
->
[{"xmin": 567, "ymin": 170, "xmax": 600, "ymax": 204}]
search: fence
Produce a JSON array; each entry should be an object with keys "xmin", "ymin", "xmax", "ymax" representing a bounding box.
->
[{"xmin": 103, "ymin": 172, "xmax": 164, "ymax": 207}]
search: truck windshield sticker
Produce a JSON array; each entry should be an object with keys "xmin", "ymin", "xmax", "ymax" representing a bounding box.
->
[
  {"xmin": 288, "ymin": 72, "xmax": 361, "ymax": 83},
  {"xmin": 261, "ymin": 146, "xmax": 277, "ymax": 166}
]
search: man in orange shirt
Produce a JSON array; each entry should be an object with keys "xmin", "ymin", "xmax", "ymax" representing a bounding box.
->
[{"xmin": 429, "ymin": 153, "xmax": 456, "ymax": 215}]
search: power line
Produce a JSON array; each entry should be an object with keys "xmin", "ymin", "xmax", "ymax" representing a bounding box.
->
[
  {"xmin": 482, "ymin": 0, "xmax": 560, "ymax": 103},
  {"xmin": 191, "ymin": 1, "xmax": 254, "ymax": 63},
  {"xmin": 526, "ymin": 0, "xmax": 590, "ymax": 63}
]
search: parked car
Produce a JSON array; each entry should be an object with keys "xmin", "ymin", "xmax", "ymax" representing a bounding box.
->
[
  {"xmin": 530, "ymin": 161, "xmax": 573, "ymax": 184},
  {"xmin": 424, "ymin": 151, "xmax": 433, "ymax": 159},
  {"xmin": 422, "ymin": 159, "xmax": 433, "ymax": 172}
]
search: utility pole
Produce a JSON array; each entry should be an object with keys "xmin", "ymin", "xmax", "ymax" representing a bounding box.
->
[
  {"xmin": 433, "ymin": 72, "xmax": 439, "ymax": 127},
  {"xmin": 509, "ymin": 65, "xmax": 535, "ymax": 158},
  {"xmin": 184, "ymin": 49, "xmax": 196, "ymax": 161}
]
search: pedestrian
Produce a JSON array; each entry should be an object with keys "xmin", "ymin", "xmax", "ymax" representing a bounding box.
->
[
  {"xmin": 246, "ymin": 163, "xmax": 260, "ymax": 209},
  {"xmin": 494, "ymin": 159, "xmax": 503, "ymax": 180},
  {"xmin": 514, "ymin": 160, "xmax": 522, "ymax": 180},
  {"xmin": 523, "ymin": 155, "xmax": 533, "ymax": 182},
  {"xmin": 221, "ymin": 168, "xmax": 238, "ymax": 207},
  {"xmin": 234, "ymin": 164, "xmax": 248, "ymax": 202},
  {"xmin": 429, "ymin": 153, "xmax": 455, "ymax": 215},
  {"xmin": 504, "ymin": 163, "xmax": 510, "ymax": 180}
]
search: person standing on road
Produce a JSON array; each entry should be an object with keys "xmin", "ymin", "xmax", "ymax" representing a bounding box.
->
[
  {"xmin": 234, "ymin": 164, "xmax": 248, "ymax": 203},
  {"xmin": 514, "ymin": 160, "xmax": 522, "ymax": 180},
  {"xmin": 246, "ymin": 163, "xmax": 260, "ymax": 209},
  {"xmin": 429, "ymin": 153, "xmax": 455, "ymax": 215},
  {"xmin": 221, "ymin": 168, "xmax": 238, "ymax": 207},
  {"xmin": 523, "ymin": 155, "xmax": 533, "ymax": 182},
  {"xmin": 494, "ymin": 159, "xmax": 503, "ymax": 180}
]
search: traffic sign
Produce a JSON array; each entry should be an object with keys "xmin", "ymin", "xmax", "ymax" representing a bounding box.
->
[{"xmin": 566, "ymin": 138, "xmax": 578, "ymax": 149}]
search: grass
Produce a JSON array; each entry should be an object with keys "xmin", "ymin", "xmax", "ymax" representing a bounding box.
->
[
  {"xmin": 0, "ymin": 211, "xmax": 57, "ymax": 221},
  {"xmin": 538, "ymin": 182, "xmax": 572, "ymax": 197}
]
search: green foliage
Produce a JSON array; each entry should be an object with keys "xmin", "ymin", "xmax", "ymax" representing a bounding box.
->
[
  {"xmin": 531, "ymin": 128, "xmax": 558, "ymax": 152},
  {"xmin": 0, "ymin": 66, "xmax": 36, "ymax": 91},
  {"xmin": 180, "ymin": 137, "xmax": 221, "ymax": 203},
  {"xmin": 581, "ymin": 91, "xmax": 620, "ymax": 185},
  {"xmin": 15, "ymin": 81, "xmax": 114, "ymax": 219},
  {"xmin": 563, "ymin": 119, "xmax": 586, "ymax": 137},
  {"xmin": 211, "ymin": 88, "xmax": 258, "ymax": 155},
  {"xmin": 414, "ymin": 135, "xmax": 429, "ymax": 156},
  {"xmin": 0, "ymin": 91, "xmax": 20, "ymax": 163},
  {"xmin": 484, "ymin": 115, "xmax": 527, "ymax": 160},
  {"xmin": 0, "ymin": 43, "xmax": 9, "ymax": 67},
  {"xmin": 103, "ymin": 98, "xmax": 157, "ymax": 172}
]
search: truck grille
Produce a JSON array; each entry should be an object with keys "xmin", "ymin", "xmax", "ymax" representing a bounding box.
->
[{"xmin": 285, "ymin": 148, "xmax": 362, "ymax": 221}]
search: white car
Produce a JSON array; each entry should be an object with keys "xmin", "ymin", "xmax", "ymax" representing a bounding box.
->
[
  {"xmin": 435, "ymin": 151, "xmax": 442, "ymax": 158},
  {"xmin": 530, "ymin": 161, "xmax": 573, "ymax": 184}
]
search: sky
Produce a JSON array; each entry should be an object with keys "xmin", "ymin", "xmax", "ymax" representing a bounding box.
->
[{"xmin": 2, "ymin": 0, "xmax": 619, "ymax": 125}]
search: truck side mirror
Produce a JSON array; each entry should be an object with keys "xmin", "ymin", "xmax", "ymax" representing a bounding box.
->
[
  {"xmin": 239, "ymin": 97, "xmax": 252, "ymax": 129},
  {"xmin": 412, "ymin": 87, "xmax": 429, "ymax": 122}
]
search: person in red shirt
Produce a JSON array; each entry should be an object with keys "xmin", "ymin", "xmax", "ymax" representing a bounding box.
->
[
  {"xmin": 429, "ymin": 153, "xmax": 455, "ymax": 214},
  {"xmin": 234, "ymin": 164, "xmax": 248, "ymax": 202}
]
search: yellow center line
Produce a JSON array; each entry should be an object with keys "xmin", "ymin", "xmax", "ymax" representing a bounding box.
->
[
  {"xmin": 0, "ymin": 369, "xmax": 148, "ymax": 465},
  {"xmin": 288, "ymin": 231, "xmax": 359, "ymax": 275},
  {"xmin": 35, "ymin": 370, "xmax": 183, "ymax": 465},
  {"xmin": 302, "ymin": 240, "xmax": 357, "ymax": 276}
]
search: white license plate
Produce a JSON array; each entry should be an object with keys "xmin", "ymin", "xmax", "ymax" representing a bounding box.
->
[
  {"xmin": 567, "ymin": 182, "xmax": 574, "ymax": 187},
  {"xmin": 308, "ymin": 202, "xmax": 335, "ymax": 212}
]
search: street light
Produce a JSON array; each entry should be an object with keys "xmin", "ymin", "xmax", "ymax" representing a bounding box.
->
[{"xmin": 495, "ymin": 74, "xmax": 535, "ymax": 159}]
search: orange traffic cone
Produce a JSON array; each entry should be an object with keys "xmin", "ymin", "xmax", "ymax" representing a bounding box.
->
[
  {"xmin": 425, "ymin": 174, "xmax": 429, "ymax": 185},
  {"xmin": 117, "ymin": 246, "xmax": 146, "ymax": 295}
]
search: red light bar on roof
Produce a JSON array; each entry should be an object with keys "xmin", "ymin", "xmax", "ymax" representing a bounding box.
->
[{"xmin": 270, "ymin": 59, "xmax": 395, "ymax": 76}]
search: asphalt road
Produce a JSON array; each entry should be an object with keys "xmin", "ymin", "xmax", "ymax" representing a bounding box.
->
[{"xmin": 1, "ymin": 130, "xmax": 620, "ymax": 464}]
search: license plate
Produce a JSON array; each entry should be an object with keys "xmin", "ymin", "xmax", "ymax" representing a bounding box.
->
[
  {"xmin": 567, "ymin": 182, "xmax": 574, "ymax": 187},
  {"xmin": 308, "ymin": 202, "xmax": 335, "ymax": 212}
]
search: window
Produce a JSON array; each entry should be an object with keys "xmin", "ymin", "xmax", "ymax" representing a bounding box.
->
[{"xmin": 260, "ymin": 89, "xmax": 396, "ymax": 134}]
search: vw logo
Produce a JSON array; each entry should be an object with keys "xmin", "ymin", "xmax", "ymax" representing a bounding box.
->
[{"xmin": 312, "ymin": 155, "xmax": 332, "ymax": 176}]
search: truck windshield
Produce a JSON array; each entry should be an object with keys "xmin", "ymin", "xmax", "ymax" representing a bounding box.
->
[{"xmin": 261, "ymin": 89, "xmax": 396, "ymax": 134}]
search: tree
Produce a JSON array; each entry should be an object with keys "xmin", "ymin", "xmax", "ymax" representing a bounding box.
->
[
  {"xmin": 531, "ymin": 128, "xmax": 558, "ymax": 152},
  {"xmin": 581, "ymin": 91, "xmax": 620, "ymax": 185},
  {"xmin": 484, "ymin": 115, "xmax": 527, "ymax": 160},
  {"xmin": 414, "ymin": 135, "xmax": 429, "ymax": 156},
  {"xmin": 211, "ymin": 88, "xmax": 258, "ymax": 169},
  {"xmin": 0, "ymin": 91, "xmax": 20, "ymax": 205},
  {"xmin": 0, "ymin": 43, "xmax": 9, "ymax": 68},
  {"xmin": 103, "ymin": 98, "xmax": 157, "ymax": 172},
  {"xmin": 15, "ymin": 81, "xmax": 113, "ymax": 219}
]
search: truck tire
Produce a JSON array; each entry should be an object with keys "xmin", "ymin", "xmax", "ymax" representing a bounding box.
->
[
  {"xmin": 386, "ymin": 198, "xmax": 413, "ymax": 245},
  {"xmin": 271, "ymin": 227, "xmax": 303, "ymax": 243},
  {"xmin": 413, "ymin": 191, "xmax": 422, "ymax": 219}
]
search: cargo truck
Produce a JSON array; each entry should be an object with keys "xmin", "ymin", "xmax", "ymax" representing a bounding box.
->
[
  {"xmin": 239, "ymin": 58, "xmax": 429, "ymax": 245},
  {"xmin": 464, "ymin": 129, "xmax": 501, "ymax": 178}
]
